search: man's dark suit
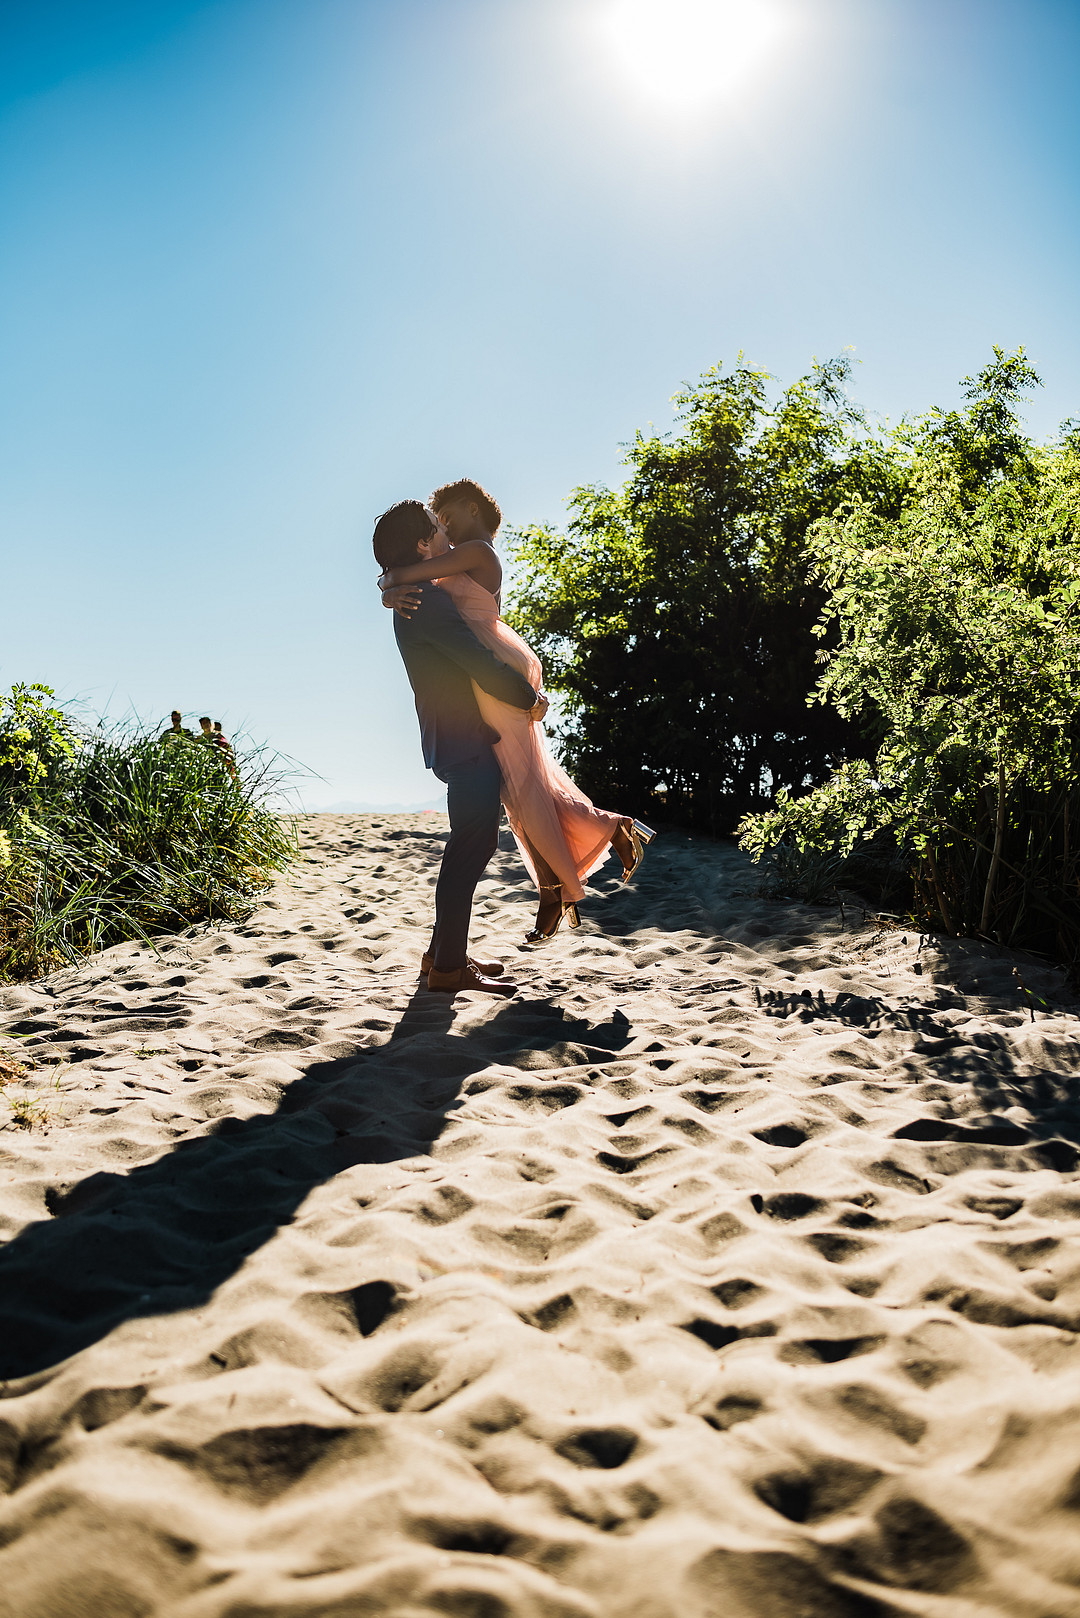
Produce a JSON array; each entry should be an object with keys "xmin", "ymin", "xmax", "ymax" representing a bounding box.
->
[{"xmin": 394, "ymin": 585, "xmax": 537, "ymax": 972}]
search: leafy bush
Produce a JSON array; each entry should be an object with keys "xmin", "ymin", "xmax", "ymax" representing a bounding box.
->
[
  {"xmin": 740, "ymin": 350, "xmax": 1080, "ymax": 964},
  {"xmin": 745, "ymin": 779, "xmax": 909, "ymax": 906},
  {"xmin": 506, "ymin": 357, "xmax": 903, "ymax": 834},
  {"xmin": 0, "ymin": 686, "xmax": 296, "ymax": 981}
]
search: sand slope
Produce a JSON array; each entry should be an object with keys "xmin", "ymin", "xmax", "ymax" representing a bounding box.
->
[{"xmin": 1, "ymin": 813, "xmax": 1079, "ymax": 1617}]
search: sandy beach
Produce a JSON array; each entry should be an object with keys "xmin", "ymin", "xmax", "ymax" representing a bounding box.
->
[{"xmin": 1, "ymin": 812, "xmax": 1079, "ymax": 1617}]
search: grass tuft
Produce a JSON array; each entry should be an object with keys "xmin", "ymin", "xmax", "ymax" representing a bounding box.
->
[
  {"xmin": 1, "ymin": 688, "xmax": 297, "ymax": 981},
  {"xmin": 0, "ymin": 1049, "xmax": 29, "ymax": 1084},
  {"xmin": 6, "ymin": 1080, "xmax": 58, "ymax": 1131}
]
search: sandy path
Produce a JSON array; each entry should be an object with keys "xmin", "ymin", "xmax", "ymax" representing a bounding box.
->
[{"xmin": 1, "ymin": 813, "xmax": 1079, "ymax": 1617}]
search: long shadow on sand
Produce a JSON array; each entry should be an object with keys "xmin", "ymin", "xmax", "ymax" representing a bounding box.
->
[{"xmin": 0, "ymin": 994, "xmax": 633, "ymax": 1381}]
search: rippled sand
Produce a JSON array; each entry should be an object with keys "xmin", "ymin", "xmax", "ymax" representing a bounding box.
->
[{"xmin": 1, "ymin": 813, "xmax": 1079, "ymax": 1618}]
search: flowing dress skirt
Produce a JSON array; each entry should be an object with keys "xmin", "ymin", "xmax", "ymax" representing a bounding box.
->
[{"xmin": 436, "ymin": 573, "xmax": 621, "ymax": 904}]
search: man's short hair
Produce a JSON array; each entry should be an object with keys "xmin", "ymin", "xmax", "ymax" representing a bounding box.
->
[
  {"xmin": 372, "ymin": 500, "xmax": 435, "ymax": 569},
  {"xmin": 430, "ymin": 479, "xmax": 502, "ymax": 536},
  {"xmin": 199, "ymin": 717, "xmax": 211, "ymax": 726}
]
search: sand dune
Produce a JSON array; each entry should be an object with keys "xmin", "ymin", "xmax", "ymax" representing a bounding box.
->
[{"xmin": 1, "ymin": 813, "xmax": 1079, "ymax": 1617}]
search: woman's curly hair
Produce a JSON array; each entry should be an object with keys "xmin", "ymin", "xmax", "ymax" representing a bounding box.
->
[{"xmin": 430, "ymin": 478, "xmax": 502, "ymax": 536}]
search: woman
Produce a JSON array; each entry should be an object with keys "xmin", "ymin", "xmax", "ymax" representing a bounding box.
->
[{"xmin": 379, "ymin": 502, "xmax": 652, "ymax": 941}]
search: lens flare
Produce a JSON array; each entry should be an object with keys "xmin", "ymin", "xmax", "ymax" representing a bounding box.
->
[{"xmin": 601, "ymin": 0, "xmax": 784, "ymax": 108}]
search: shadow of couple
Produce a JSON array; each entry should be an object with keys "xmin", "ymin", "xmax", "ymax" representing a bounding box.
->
[{"xmin": 0, "ymin": 988, "xmax": 633, "ymax": 1381}]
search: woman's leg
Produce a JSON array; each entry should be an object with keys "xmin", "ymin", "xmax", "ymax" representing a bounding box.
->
[
  {"xmin": 516, "ymin": 832, "xmax": 567, "ymax": 935},
  {"xmin": 521, "ymin": 833, "xmax": 560, "ymax": 890},
  {"xmin": 610, "ymin": 817, "xmax": 656, "ymax": 882},
  {"xmin": 610, "ymin": 819, "xmax": 635, "ymax": 876}
]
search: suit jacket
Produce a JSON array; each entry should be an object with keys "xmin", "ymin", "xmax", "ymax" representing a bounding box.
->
[{"xmin": 393, "ymin": 584, "xmax": 538, "ymax": 780}]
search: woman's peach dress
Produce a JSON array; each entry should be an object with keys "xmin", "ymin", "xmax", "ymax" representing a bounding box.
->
[{"xmin": 436, "ymin": 572, "xmax": 621, "ymax": 904}]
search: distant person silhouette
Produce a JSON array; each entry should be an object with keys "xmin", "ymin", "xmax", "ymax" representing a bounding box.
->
[
  {"xmin": 197, "ymin": 716, "xmax": 237, "ymax": 779},
  {"xmin": 212, "ymin": 720, "xmax": 236, "ymax": 779},
  {"xmin": 159, "ymin": 710, "xmax": 193, "ymax": 743}
]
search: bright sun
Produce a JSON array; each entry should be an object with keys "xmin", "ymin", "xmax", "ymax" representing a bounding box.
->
[{"xmin": 601, "ymin": 0, "xmax": 784, "ymax": 109}]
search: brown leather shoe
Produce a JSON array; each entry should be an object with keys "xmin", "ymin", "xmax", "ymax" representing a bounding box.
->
[
  {"xmin": 421, "ymin": 952, "xmax": 504, "ymax": 977},
  {"xmin": 426, "ymin": 963, "xmax": 518, "ymax": 997}
]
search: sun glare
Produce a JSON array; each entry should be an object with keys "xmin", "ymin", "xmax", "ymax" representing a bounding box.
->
[{"xmin": 601, "ymin": 0, "xmax": 784, "ymax": 109}]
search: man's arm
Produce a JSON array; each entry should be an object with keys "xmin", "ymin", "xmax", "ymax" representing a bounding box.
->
[{"xmin": 419, "ymin": 589, "xmax": 539, "ymax": 711}]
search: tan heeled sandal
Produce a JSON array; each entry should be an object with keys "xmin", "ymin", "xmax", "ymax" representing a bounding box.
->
[
  {"xmin": 525, "ymin": 884, "xmax": 581, "ymax": 943},
  {"xmin": 616, "ymin": 818, "xmax": 656, "ymax": 883}
]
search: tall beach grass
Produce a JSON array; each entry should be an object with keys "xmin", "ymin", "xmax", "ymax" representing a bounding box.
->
[{"xmin": 0, "ymin": 686, "xmax": 296, "ymax": 981}]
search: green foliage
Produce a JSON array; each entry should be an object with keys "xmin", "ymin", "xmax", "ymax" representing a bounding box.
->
[
  {"xmin": 740, "ymin": 349, "xmax": 1080, "ymax": 962},
  {"xmin": 0, "ymin": 683, "xmax": 80, "ymax": 824},
  {"xmin": 0, "ymin": 691, "xmax": 296, "ymax": 981},
  {"xmin": 506, "ymin": 356, "xmax": 901, "ymax": 833}
]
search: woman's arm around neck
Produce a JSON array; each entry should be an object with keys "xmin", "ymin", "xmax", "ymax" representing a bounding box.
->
[{"xmin": 379, "ymin": 539, "xmax": 502, "ymax": 592}]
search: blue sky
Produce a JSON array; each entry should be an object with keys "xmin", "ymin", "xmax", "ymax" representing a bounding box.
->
[{"xmin": 2, "ymin": 0, "xmax": 1078, "ymax": 807}]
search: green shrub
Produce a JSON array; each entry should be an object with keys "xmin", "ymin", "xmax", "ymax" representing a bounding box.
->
[
  {"xmin": 0, "ymin": 686, "xmax": 296, "ymax": 980},
  {"xmin": 739, "ymin": 349, "xmax": 1080, "ymax": 966},
  {"xmin": 506, "ymin": 357, "xmax": 903, "ymax": 834}
]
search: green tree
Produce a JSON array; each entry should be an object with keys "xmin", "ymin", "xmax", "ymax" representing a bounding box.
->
[
  {"xmin": 506, "ymin": 357, "xmax": 900, "ymax": 833},
  {"xmin": 740, "ymin": 349, "xmax": 1080, "ymax": 960}
]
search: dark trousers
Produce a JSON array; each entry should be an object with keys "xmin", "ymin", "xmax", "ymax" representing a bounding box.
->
[{"xmin": 430, "ymin": 749, "xmax": 502, "ymax": 972}]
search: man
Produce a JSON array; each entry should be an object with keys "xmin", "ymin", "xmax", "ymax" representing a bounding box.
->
[
  {"xmin": 159, "ymin": 710, "xmax": 193, "ymax": 743},
  {"xmin": 373, "ymin": 500, "xmax": 547, "ymax": 997}
]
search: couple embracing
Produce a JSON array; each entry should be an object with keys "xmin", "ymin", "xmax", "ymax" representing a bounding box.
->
[{"xmin": 373, "ymin": 479, "xmax": 653, "ymax": 998}]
